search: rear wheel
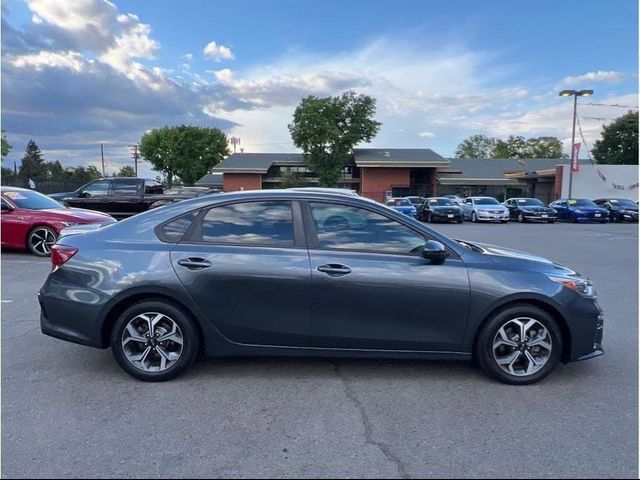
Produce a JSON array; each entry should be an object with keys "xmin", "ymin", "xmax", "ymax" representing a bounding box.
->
[
  {"xmin": 474, "ymin": 304, "xmax": 562, "ymax": 385},
  {"xmin": 27, "ymin": 226, "xmax": 57, "ymax": 257},
  {"xmin": 111, "ymin": 300, "xmax": 199, "ymax": 382}
]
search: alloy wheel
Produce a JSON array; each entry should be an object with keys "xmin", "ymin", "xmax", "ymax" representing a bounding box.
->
[
  {"xmin": 29, "ymin": 227, "xmax": 56, "ymax": 255},
  {"xmin": 492, "ymin": 317, "xmax": 552, "ymax": 377},
  {"xmin": 472, "ymin": 212, "xmax": 477, "ymax": 223},
  {"xmin": 121, "ymin": 312, "xmax": 184, "ymax": 372},
  {"xmin": 518, "ymin": 213, "xmax": 525, "ymax": 223}
]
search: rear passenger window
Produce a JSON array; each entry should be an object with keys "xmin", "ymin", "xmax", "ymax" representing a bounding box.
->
[
  {"xmin": 196, "ymin": 201, "xmax": 294, "ymax": 247},
  {"xmin": 160, "ymin": 211, "xmax": 198, "ymax": 243}
]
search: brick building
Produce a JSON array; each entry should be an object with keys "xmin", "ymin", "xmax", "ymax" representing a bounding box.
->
[{"xmin": 204, "ymin": 149, "xmax": 573, "ymax": 203}]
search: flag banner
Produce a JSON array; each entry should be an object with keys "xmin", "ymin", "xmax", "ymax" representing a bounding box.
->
[
  {"xmin": 612, "ymin": 183, "xmax": 625, "ymax": 190},
  {"xmin": 597, "ymin": 170, "xmax": 607, "ymax": 182},
  {"xmin": 571, "ymin": 143, "xmax": 581, "ymax": 172}
]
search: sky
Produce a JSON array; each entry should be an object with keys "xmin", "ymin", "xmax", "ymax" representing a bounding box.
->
[{"xmin": 1, "ymin": 0, "xmax": 638, "ymax": 177}]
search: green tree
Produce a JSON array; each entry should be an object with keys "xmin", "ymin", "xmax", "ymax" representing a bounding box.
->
[
  {"xmin": 288, "ymin": 91, "xmax": 382, "ymax": 187},
  {"xmin": 1, "ymin": 130, "xmax": 11, "ymax": 160},
  {"xmin": 454, "ymin": 134, "xmax": 496, "ymax": 158},
  {"xmin": 524, "ymin": 136, "xmax": 567, "ymax": 159},
  {"xmin": 592, "ymin": 111, "xmax": 638, "ymax": 165},
  {"xmin": 19, "ymin": 139, "xmax": 48, "ymax": 180},
  {"xmin": 140, "ymin": 125, "xmax": 230, "ymax": 187},
  {"xmin": 493, "ymin": 135, "xmax": 528, "ymax": 159},
  {"xmin": 279, "ymin": 170, "xmax": 306, "ymax": 188},
  {"xmin": 117, "ymin": 165, "xmax": 136, "ymax": 177},
  {"xmin": 46, "ymin": 160, "xmax": 66, "ymax": 179}
]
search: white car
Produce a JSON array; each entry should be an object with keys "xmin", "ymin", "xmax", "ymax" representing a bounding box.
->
[{"xmin": 461, "ymin": 196, "xmax": 509, "ymax": 223}]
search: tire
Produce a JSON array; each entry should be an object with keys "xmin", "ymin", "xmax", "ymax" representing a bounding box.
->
[
  {"xmin": 474, "ymin": 304, "xmax": 562, "ymax": 385},
  {"xmin": 427, "ymin": 212, "xmax": 433, "ymax": 223},
  {"xmin": 471, "ymin": 212, "xmax": 478, "ymax": 223},
  {"xmin": 111, "ymin": 299, "xmax": 200, "ymax": 382},
  {"xmin": 457, "ymin": 218, "xmax": 463, "ymax": 224},
  {"xmin": 517, "ymin": 213, "xmax": 525, "ymax": 223},
  {"xmin": 27, "ymin": 226, "xmax": 57, "ymax": 257},
  {"xmin": 570, "ymin": 213, "xmax": 578, "ymax": 223}
]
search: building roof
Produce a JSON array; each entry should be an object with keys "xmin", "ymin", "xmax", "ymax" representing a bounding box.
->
[
  {"xmin": 195, "ymin": 172, "xmax": 224, "ymax": 186},
  {"xmin": 212, "ymin": 153, "xmax": 304, "ymax": 173},
  {"xmin": 353, "ymin": 148, "xmax": 450, "ymax": 167},
  {"xmin": 437, "ymin": 158, "xmax": 568, "ymax": 185}
]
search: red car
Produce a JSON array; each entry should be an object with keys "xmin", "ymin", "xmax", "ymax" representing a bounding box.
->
[{"xmin": 1, "ymin": 187, "xmax": 116, "ymax": 257}]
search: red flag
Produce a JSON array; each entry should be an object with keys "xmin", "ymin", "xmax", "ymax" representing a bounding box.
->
[{"xmin": 571, "ymin": 143, "xmax": 581, "ymax": 173}]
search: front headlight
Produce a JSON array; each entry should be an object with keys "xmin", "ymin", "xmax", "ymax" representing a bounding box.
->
[
  {"xmin": 549, "ymin": 276, "xmax": 595, "ymax": 297},
  {"xmin": 574, "ymin": 209, "xmax": 586, "ymax": 214},
  {"xmin": 59, "ymin": 222, "xmax": 82, "ymax": 228}
]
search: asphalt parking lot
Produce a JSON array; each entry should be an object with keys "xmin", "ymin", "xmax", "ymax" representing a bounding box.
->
[{"xmin": 2, "ymin": 221, "xmax": 638, "ymax": 479}]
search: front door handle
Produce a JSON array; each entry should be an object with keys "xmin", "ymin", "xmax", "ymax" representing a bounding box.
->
[
  {"xmin": 177, "ymin": 258, "xmax": 212, "ymax": 270},
  {"xmin": 317, "ymin": 264, "xmax": 352, "ymax": 276}
]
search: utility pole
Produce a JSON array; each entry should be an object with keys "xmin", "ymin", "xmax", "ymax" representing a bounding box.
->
[
  {"xmin": 129, "ymin": 144, "xmax": 140, "ymax": 177},
  {"xmin": 229, "ymin": 136, "xmax": 241, "ymax": 154},
  {"xmin": 100, "ymin": 143, "xmax": 105, "ymax": 177}
]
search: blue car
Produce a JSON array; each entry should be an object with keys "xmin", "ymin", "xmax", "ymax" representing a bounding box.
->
[
  {"xmin": 385, "ymin": 197, "xmax": 417, "ymax": 218},
  {"xmin": 549, "ymin": 198, "xmax": 609, "ymax": 223}
]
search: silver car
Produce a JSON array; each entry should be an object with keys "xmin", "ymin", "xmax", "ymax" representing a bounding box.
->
[{"xmin": 462, "ymin": 196, "xmax": 509, "ymax": 223}]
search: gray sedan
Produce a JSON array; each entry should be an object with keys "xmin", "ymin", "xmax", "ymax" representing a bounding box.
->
[
  {"xmin": 462, "ymin": 196, "xmax": 510, "ymax": 222},
  {"xmin": 39, "ymin": 190, "xmax": 603, "ymax": 385}
]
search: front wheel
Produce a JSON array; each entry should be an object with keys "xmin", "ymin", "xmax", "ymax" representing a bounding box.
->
[
  {"xmin": 471, "ymin": 212, "xmax": 478, "ymax": 223},
  {"xmin": 517, "ymin": 213, "xmax": 525, "ymax": 223},
  {"xmin": 474, "ymin": 304, "xmax": 562, "ymax": 385},
  {"xmin": 27, "ymin": 226, "xmax": 57, "ymax": 257},
  {"xmin": 111, "ymin": 300, "xmax": 200, "ymax": 382}
]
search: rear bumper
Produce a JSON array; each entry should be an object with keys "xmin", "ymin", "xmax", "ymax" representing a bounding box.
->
[{"xmin": 39, "ymin": 293, "xmax": 106, "ymax": 349}]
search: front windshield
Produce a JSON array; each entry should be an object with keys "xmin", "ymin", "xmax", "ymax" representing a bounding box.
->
[
  {"xmin": 2, "ymin": 190, "xmax": 64, "ymax": 210},
  {"xmin": 474, "ymin": 198, "xmax": 500, "ymax": 205},
  {"xmin": 387, "ymin": 199, "xmax": 412, "ymax": 207},
  {"xmin": 516, "ymin": 198, "xmax": 544, "ymax": 206},
  {"xmin": 609, "ymin": 199, "xmax": 637, "ymax": 208},
  {"xmin": 568, "ymin": 199, "xmax": 597, "ymax": 208},
  {"xmin": 429, "ymin": 198, "xmax": 454, "ymax": 206}
]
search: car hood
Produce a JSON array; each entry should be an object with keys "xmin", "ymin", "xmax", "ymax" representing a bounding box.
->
[
  {"xmin": 612, "ymin": 206, "xmax": 638, "ymax": 212},
  {"xmin": 431, "ymin": 205, "xmax": 461, "ymax": 211},
  {"xmin": 39, "ymin": 208, "xmax": 115, "ymax": 223},
  {"xmin": 569, "ymin": 206, "xmax": 607, "ymax": 212},
  {"xmin": 520, "ymin": 206, "xmax": 555, "ymax": 212},
  {"xmin": 390, "ymin": 205, "xmax": 416, "ymax": 211},
  {"xmin": 461, "ymin": 240, "xmax": 579, "ymax": 276}
]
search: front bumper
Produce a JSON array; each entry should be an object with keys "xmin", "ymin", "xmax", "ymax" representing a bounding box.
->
[
  {"xmin": 476, "ymin": 212, "xmax": 509, "ymax": 221},
  {"xmin": 522, "ymin": 213, "xmax": 557, "ymax": 221},
  {"xmin": 432, "ymin": 211, "xmax": 463, "ymax": 222},
  {"xmin": 566, "ymin": 303, "xmax": 605, "ymax": 363}
]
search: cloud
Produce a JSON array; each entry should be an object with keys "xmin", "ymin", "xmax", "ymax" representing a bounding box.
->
[
  {"xmin": 560, "ymin": 70, "xmax": 627, "ymax": 86},
  {"xmin": 418, "ymin": 131, "xmax": 436, "ymax": 138},
  {"xmin": 203, "ymin": 41, "xmax": 233, "ymax": 61}
]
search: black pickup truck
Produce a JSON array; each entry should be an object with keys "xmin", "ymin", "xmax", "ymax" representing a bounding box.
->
[{"xmin": 49, "ymin": 177, "xmax": 215, "ymax": 218}]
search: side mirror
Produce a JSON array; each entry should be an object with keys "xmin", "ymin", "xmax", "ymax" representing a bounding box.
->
[
  {"xmin": 79, "ymin": 191, "xmax": 90, "ymax": 198},
  {"xmin": 422, "ymin": 240, "xmax": 449, "ymax": 264}
]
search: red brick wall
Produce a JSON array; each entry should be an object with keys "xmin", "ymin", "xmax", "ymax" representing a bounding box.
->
[
  {"xmin": 554, "ymin": 166, "xmax": 564, "ymax": 199},
  {"xmin": 223, "ymin": 173, "xmax": 263, "ymax": 192},
  {"xmin": 360, "ymin": 168, "xmax": 410, "ymax": 202}
]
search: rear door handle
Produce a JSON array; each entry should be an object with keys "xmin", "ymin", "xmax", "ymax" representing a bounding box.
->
[
  {"xmin": 317, "ymin": 264, "xmax": 352, "ymax": 276},
  {"xmin": 177, "ymin": 258, "xmax": 212, "ymax": 270}
]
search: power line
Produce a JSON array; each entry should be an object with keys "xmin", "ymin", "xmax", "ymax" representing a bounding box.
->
[{"xmin": 583, "ymin": 102, "xmax": 639, "ymax": 109}]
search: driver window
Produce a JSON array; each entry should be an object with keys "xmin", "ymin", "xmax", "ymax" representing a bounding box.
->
[
  {"xmin": 309, "ymin": 202, "xmax": 426, "ymax": 255},
  {"xmin": 82, "ymin": 180, "xmax": 111, "ymax": 197}
]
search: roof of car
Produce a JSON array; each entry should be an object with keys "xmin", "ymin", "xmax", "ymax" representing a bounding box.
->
[{"xmin": 0, "ymin": 186, "xmax": 30, "ymax": 191}]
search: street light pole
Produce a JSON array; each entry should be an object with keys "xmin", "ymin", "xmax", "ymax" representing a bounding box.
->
[{"xmin": 559, "ymin": 89, "xmax": 594, "ymax": 199}]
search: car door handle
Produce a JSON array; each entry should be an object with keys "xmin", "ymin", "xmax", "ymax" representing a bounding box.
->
[
  {"xmin": 317, "ymin": 264, "xmax": 352, "ymax": 276},
  {"xmin": 177, "ymin": 258, "xmax": 212, "ymax": 270}
]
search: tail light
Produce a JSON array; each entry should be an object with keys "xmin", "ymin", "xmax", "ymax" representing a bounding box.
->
[{"xmin": 51, "ymin": 244, "xmax": 78, "ymax": 268}]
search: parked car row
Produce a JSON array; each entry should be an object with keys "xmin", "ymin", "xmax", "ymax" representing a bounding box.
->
[{"xmin": 389, "ymin": 195, "xmax": 638, "ymax": 224}]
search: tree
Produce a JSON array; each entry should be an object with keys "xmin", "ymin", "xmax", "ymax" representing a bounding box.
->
[
  {"xmin": 279, "ymin": 170, "xmax": 306, "ymax": 188},
  {"xmin": 289, "ymin": 91, "xmax": 382, "ymax": 187},
  {"xmin": 454, "ymin": 134, "xmax": 496, "ymax": 158},
  {"xmin": 46, "ymin": 160, "xmax": 66, "ymax": 179},
  {"xmin": 117, "ymin": 165, "xmax": 136, "ymax": 177},
  {"xmin": 19, "ymin": 139, "xmax": 48, "ymax": 180},
  {"xmin": 1, "ymin": 130, "xmax": 11, "ymax": 160},
  {"xmin": 525, "ymin": 136, "xmax": 567, "ymax": 159},
  {"xmin": 592, "ymin": 111, "xmax": 638, "ymax": 165},
  {"xmin": 493, "ymin": 135, "xmax": 528, "ymax": 159},
  {"xmin": 140, "ymin": 125, "xmax": 230, "ymax": 187}
]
